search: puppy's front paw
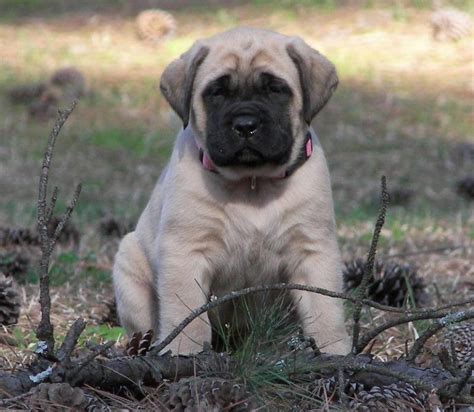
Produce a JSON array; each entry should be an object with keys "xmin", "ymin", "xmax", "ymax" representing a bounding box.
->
[
  {"xmin": 162, "ymin": 336, "xmax": 208, "ymax": 355},
  {"xmin": 157, "ymin": 316, "xmax": 213, "ymax": 355},
  {"xmin": 321, "ymin": 335, "xmax": 351, "ymax": 355}
]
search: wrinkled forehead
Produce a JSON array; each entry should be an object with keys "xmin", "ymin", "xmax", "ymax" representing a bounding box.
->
[{"xmin": 195, "ymin": 34, "xmax": 300, "ymax": 92}]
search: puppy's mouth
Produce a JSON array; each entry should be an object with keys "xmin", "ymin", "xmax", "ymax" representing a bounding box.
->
[
  {"xmin": 230, "ymin": 147, "xmax": 265, "ymax": 167},
  {"xmin": 208, "ymin": 142, "xmax": 291, "ymax": 169},
  {"xmin": 200, "ymin": 149, "xmax": 288, "ymax": 181},
  {"xmin": 198, "ymin": 130, "xmax": 313, "ymax": 182}
]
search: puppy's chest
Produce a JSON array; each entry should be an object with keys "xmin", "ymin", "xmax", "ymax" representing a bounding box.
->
[{"xmin": 209, "ymin": 207, "xmax": 303, "ymax": 292}]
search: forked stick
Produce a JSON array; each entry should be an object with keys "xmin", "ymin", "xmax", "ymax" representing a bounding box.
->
[{"xmin": 36, "ymin": 101, "xmax": 80, "ymax": 358}]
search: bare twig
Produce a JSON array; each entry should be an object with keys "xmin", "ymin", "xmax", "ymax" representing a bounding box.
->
[
  {"xmin": 356, "ymin": 306, "xmax": 474, "ymax": 353},
  {"xmin": 406, "ymin": 310, "xmax": 474, "ymax": 362},
  {"xmin": 36, "ymin": 101, "xmax": 78, "ymax": 357},
  {"xmin": 437, "ymin": 375, "xmax": 474, "ymax": 393},
  {"xmin": 438, "ymin": 346, "xmax": 458, "ymax": 376},
  {"xmin": 453, "ymin": 361, "xmax": 473, "ymax": 396},
  {"xmin": 351, "ymin": 176, "xmax": 389, "ymax": 353},
  {"xmin": 341, "ymin": 358, "xmax": 437, "ymax": 392},
  {"xmin": 309, "ymin": 336, "xmax": 321, "ymax": 357},
  {"xmin": 152, "ymin": 282, "xmax": 472, "ymax": 355},
  {"xmin": 449, "ymin": 394, "xmax": 474, "ymax": 405},
  {"xmin": 425, "ymin": 297, "xmax": 474, "ymax": 313},
  {"xmin": 56, "ymin": 318, "xmax": 87, "ymax": 365},
  {"xmin": 337, "ymin": 368, "xmax": 347, "ymax": 405},
  {"xmin": 45, "ymin": 186, "xmax": 58, "ymax": 224},
  {"xmin": 50, "ymin": 183, "xmax": 82, "ymax": 251},
  {"xmin": 68, "ymin": 341, "xmax": 116, "ymax": 384}
]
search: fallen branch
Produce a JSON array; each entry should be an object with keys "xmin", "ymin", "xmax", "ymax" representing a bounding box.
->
[
  {"xmin": 69, "ymin": 341, "xmax": 115, "ymax": 380},
  {"xmin": 0, "ymin": 350, "xmax": 455, "ymax": 398}
]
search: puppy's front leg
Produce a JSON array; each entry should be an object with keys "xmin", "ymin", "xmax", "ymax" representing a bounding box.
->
[
  {"xmin": 158, "ymin": 256, "xmax": 212, "ymax": 355},
  {"xmin": 113, "ymin": 232, "xmax": 158, "ymax": 335},
  {"xmin": 292, "ymin": 251, "xmax": 351, "ymax": 355}
]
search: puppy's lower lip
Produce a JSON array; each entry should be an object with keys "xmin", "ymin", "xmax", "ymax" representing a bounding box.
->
[{"xmin": 235, "ymin": 147, "xmax": 264, "ymax": 164}]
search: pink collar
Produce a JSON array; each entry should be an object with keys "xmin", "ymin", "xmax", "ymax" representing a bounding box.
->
[{"xmin": 198, "ymin": 131, "xmax": 313, "ymax": 179}]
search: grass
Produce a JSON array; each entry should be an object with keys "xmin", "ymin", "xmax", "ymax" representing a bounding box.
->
[
  {"xmin": 1, "ymin": 1, "xmax": 471, "ymax": 227},
  {"xmin": 208, "ymin": 294, "xmax": 331, "ymax": 408}
]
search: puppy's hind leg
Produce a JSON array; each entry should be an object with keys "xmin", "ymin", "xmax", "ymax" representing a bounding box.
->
[{"xmin": 113, "ymin": 232, "xmax": 158, "ymax": 336}]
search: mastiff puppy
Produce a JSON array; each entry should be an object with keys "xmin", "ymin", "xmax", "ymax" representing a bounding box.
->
[{"xmin": 113, "ymin": 27, "xmax": 350, "ymax": 355}]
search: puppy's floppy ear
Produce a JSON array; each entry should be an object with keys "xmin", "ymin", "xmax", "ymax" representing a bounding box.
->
[
  {"xmin": 160, "ymin": 43, "xmax": 210, "ymax": 128},
  {"xmin": 286, "ymin": 38, "xmax": 338, "ymax": 125}
]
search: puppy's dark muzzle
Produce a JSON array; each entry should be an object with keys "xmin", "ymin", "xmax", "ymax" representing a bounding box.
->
[{"xmin": 206, "ymin": 102, "xmax": 293, "ymax": 168}]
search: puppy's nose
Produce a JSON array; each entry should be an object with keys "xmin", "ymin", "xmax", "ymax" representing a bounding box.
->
[{"xmin": 232, "ymin": 115, "xmax": 260, "ymax": 138}]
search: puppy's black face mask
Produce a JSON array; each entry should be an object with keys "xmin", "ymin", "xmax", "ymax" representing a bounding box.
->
[{"xmin": 202, "ymin": 73, "xmax": 294, "ymax": 168}]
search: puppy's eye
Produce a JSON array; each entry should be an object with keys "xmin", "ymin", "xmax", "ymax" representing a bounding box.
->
[
  {"xmin": 204, "ymin": 75, "xmax": 230, "ymax": 98},
  {"xmin": 268, "ymin": 83, "xmax": 284, "ymax": 94},
  {"xmin": 210, "ymin": 87, "xmax": 226, "ymax": 96},
  {"xmin": 208, "ymin": 84, "xmax": 226, "ymax": 96},
  {"xmin": 260, "ymin": 73, "xmax": 291, "ymax": 96}
]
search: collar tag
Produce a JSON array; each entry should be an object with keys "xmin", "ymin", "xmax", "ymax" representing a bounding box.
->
[{"xmin": 250, "ymin": 176, "xmax": 257, "ymax": 190}]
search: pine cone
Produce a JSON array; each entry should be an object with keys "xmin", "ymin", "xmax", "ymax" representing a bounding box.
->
[
  {"xmin": 136, "ymin": 9, "xmax": 176, "ymax": 44},
  {"xmin": 28, "ymin": 383, "xmax": 89, "ymax": 411},
  {"xmin": 451, "ymin": 142, "xmax": 474, "ymax": 164},
  {"xmin": 196, "ymin": 346, "xmax": 237, "ymax": 379},
  {"xmin": 388, "ymin": 187, "xmax": 413, "ymax": 206},
  {"xmin": 312, "ymin": 376, "xmax": 364, "ymax": 399},
  {"xmin": 0, "ymin": 222, "xmax": 78, "ymax": 248},
  {"xmin": 444, "ymin": 322, "xmax": 473, "ymax": 369},
  {"xmin": 125, "ymin": 329, "xmax": 154, "ymax": 356},
  {"xmin": 49, "ymin": 67, "xmax": 85, "ymax": 99},
  {"xmin": 456, "ymin": 177, "xmax": 474, "ymax": 200},
  {"xmin": 431, "ymin": 8, "xmax": 473, "ymax": 41},
  {"xmin": 349, "ymin": 383, "xmax": 425, "ymax": 411},
  {"xmin": 0, "ymin": 227, "xmax": 39, "ymax": 247},
  {"xmin": 0, "ymin": 273, "xmax": 21, "ymax": 325},
  {"xmin": 288, "ymin": 376, "xmax": 364, "ymax": 409},
  {"xmin": 28, "ymin": 87, "xmax": 60, "ymax": 120},
  {"xmin": 7, "ymin": 83, "xmax": 47, "ymax": 105},
  {"xmin": 343, "ymin": 259, "xmax": 427, "ymax": 307},
  {"xmin": 101, "ymin": 297, "xmax": 119, "ymax": 327},
  {"xmin": 0, "ymin": 251, "xmax": 30, "ymax": 281},
  {"xmin": 163, "ymin": 377, "xmax": 256, "ymax": 411},
  {"xmin": 99, "ymin": 217, "xmax": 132, "ymax": 238}
]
